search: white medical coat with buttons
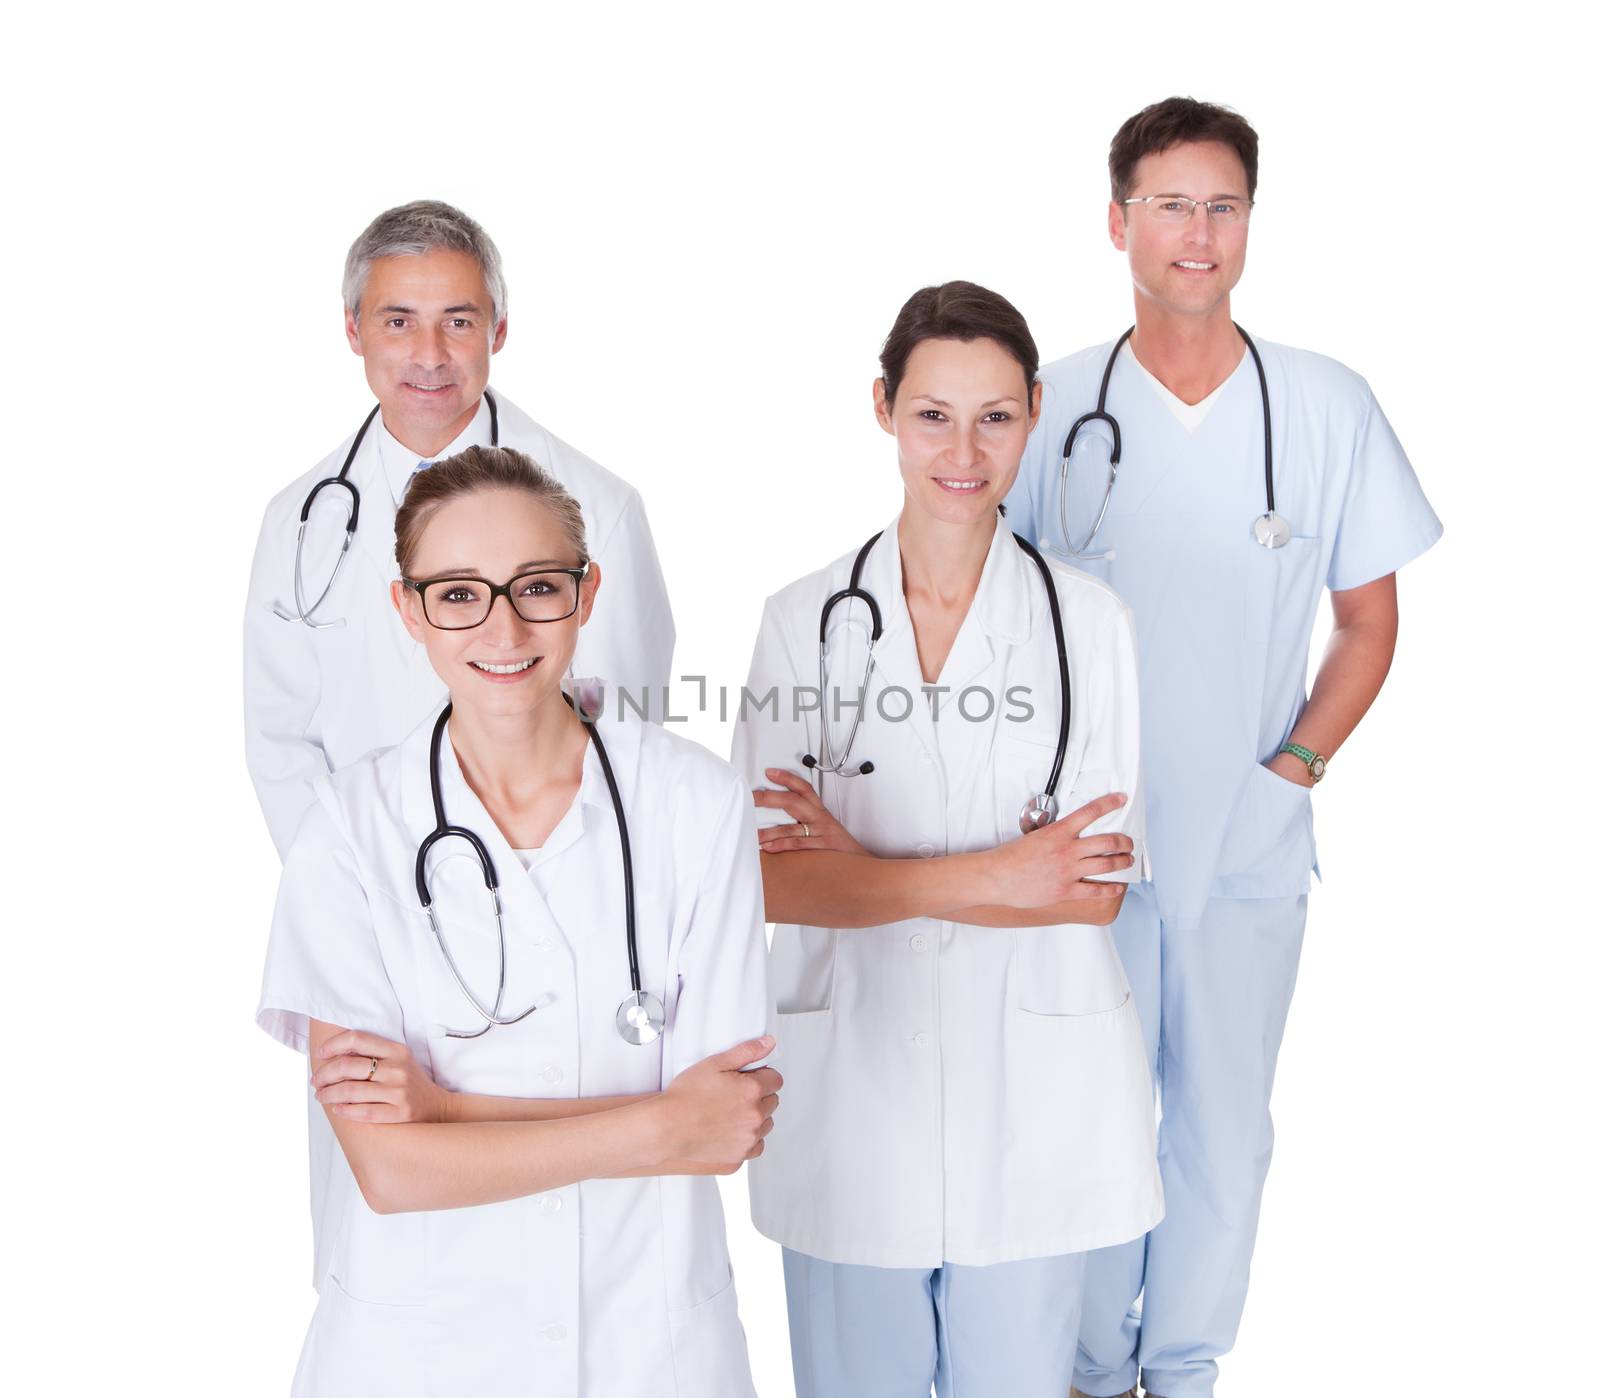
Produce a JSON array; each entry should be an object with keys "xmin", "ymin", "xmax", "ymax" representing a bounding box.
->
[
  {"xmin": 1006, "ymin": 339, "xmax": 1443, "ymax": 930},
  {"xmin": 732, "ymin": 515, "xmax": 1163, "ymax": 1269},
  {"xmin": 257, "ymin": 711, "xmax": 765, "ymax": 1398},
  {"xmin": 244, "ymin": 390, "xmax": 675, "ymax": 858}
]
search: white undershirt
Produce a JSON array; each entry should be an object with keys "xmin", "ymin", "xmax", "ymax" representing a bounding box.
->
[{"xmin": 1127, "ymin": 345, "xmax": 1247, "ymax": 433}]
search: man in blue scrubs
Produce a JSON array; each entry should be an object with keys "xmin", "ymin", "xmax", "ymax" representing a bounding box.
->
[{"xmin": 1005, "ymin": 98, "xmax": 1441, "ymax": 1398}]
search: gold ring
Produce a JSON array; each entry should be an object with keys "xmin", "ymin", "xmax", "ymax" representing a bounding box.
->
[
  {"xmin": 802, "ymin": 823, "xmax": 811, "ymax": 838},
  {"xmin": 366, "ymin": 1057, "xmax": 379, "ymax": 1082}
]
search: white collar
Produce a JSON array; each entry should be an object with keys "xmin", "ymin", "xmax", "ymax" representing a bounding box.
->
[
  {"xmin": 375, "ymin": 394, "xmax": 496, "ymax": 506},
  {"xmin": 857, "ymin": 510, "xmax": 1038, "ymax": 649},
  {"xmin": 399, "ymin": 698, "xmax": 643, "ymax": 873}
]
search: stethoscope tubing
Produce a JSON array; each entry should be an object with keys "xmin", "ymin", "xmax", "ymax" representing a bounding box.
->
[
  {"xmin": 282, "ymin": 391, "xmax": 500, "ymax": 627},
  {"xmin": 1060, "ymin": 325, "xmax": 1276, "ymax": 556},
  {"xmin": 415, "ymin": 705, "xmax": 526, "ymax": 1037},
  {"xmin": 415, "ymin": 697, "xmax": 647, "ymax": 1039},
  {"xmin": 1011, "ymin": 534, "xmax": 1071, "ymax": 798},
  {"xmin": 806, "ymin": 528, "xmax": 1071, "ymax": 812},
  {"xmin": 585, "ymin": 706, "xmax": 643, "ymax": 999},
  {"xmin": 806, "ymin": 532, "xmax": 886, "ymax": 777},
  {"xmin": 1239, "ymin": 328, "xmax": 1274, "ymax": 515}
]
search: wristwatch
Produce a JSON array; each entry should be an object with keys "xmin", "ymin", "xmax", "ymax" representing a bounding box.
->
[{"xmin": 1279, "ymin": 741, "xmax": 1327, "ymax": 783}]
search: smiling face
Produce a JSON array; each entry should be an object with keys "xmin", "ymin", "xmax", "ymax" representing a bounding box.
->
[
  {"xmin": 346, "ymin": 247, "xmax": 508, "ymax": 458},
  {"xmin": 1110, "ymin": 139, "xmax": 1252, "ymax": 319},
  {"xmin": 391, "ymin": 486, "xmax": 599, "ymax": 721},
  {"xmin": 874, "ymin": 336, "xmax": 1041, "ymax": 526}
]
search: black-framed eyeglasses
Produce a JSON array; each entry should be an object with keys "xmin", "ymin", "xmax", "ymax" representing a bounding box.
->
[{"xmin": 403, "ymin": 564, "xmax": 590, "ymax": 630}]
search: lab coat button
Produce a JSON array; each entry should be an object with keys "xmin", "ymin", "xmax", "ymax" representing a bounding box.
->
[
  {"xmin": 909, "ymin": 933, "xmax": 929, "ymax": 953},
  {"xmin": 541, "ymin": 1194, "xmax": 563, "ymax": 1215},
  {"xmin": 543, "ymin": 1324, "xmax": 567, "ymax": 1342},
  {"xmin": 912, "ymin": 1032, "xmax": 929, "ymax": 1047},
  {"xmin": 915, "ymin": 843, "xmax": 935, "ymax": 858},
  {"xmin": 918, "ymin": 749, "xmax": 933, "ymax": 765},
  {"xmin": 541, "ymin": 1065, "xmax": 564, "ymax": 1085}
]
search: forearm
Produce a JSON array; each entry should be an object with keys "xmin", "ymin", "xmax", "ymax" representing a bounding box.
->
[
  {"xmin": 447, "ymin": 1090, "xmax": 653, "ymax": 1124},
  {"xmin": 337, "ymin": 1097, "xmax": 668, "ymax": 1214},
  {"xmin": 759, "ymin": 848, "xmax": 999, "ymax": 928},
  {"xmin": 948, "ymin": 886, "xmax": 1125, "ymax": 928},
  {"xmin": 1287, "ymin": 596, "xmax": 1399, "ymax": 761}
]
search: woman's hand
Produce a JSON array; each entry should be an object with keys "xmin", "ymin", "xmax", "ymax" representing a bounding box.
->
[
  {"xmin": 651, "ymin": 1036, "xmax": 782, "ymax": 1175},
  {"xmin": 312, "ymin": 1029, "xmax": 453, "ymax": 1124},
  {"xmin": 983, "ymin": 792, "xmax": 1136, "ymax": 909},
  {"xmin": 755, "ymin": 769, "xmax": 866, "ymax": 855}
]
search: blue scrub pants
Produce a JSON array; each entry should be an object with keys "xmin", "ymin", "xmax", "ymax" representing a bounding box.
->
[
  {"xmin": 783, "ymin": 1247, "xmax": 1087, "ymax": 1398},
  {"xmin": 1073, "ymin": 882, "xmax": 1308, "ymax": 1398}
]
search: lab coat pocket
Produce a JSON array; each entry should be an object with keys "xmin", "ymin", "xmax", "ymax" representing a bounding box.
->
[
  {"xmin": 296, "ymin": 1271, "xmax": 426, "ymax": 1398},
  {"xmin": 669, "ymin": 1272, "xmax": 756, "ymax": 1396},
  {"xmin": 326, "ymin": 1200, "xmax": 427, "ymax": 1306},
  {"xmin": 769, "ymin": 924, "xmax": 837, "ymax": 1015},
  {"xmin": 1012, "ymin": 925, "xmax": 1132, "ymax": 1018},
  {"xmin": 1000, "ymin": 991, "xmax": 1160, "ymax": 1252},
  {"xmin": 1213, "ymin": 761, "xmax": 1315, "ymax": 898}
]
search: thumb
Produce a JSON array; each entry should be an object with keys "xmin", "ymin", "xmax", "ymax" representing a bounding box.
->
[{"xmin": 710, "ymin": 1034, "xmax": 776, "ymax": 1071}]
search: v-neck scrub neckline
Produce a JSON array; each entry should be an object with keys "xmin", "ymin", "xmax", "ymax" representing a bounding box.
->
[{"xmin": 1126, "ymin": 343, "xmax": 1249, "ymax": 434}]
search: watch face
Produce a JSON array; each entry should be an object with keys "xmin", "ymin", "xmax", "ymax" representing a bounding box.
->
[{"xmin": 1309, "ymin": 756, "xmax": 1327, "ymax": 781}]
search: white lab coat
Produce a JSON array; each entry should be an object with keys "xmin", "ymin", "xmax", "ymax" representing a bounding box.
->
[
  {"xmin": 244, "ymin": 391, "xmax": 675, "ymax": 858},
  {"xmin": 258, "ymin": 710, "xmax": 766, "ymax": 1397},
  {"xmin": 732, "ymin": 515, "xmax": 1163, "ymax": 1269}
]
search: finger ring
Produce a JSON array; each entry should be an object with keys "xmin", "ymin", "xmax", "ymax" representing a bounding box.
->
[
  {"xmin": 802, "ymin": 823, "xmax": 811, "ymax": 838},
  {"xmin": 366, "ymin": 1057, "xmax": 379, "ymax": 1082}
]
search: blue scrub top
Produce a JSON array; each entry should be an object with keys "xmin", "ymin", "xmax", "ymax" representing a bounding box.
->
[{"xmin": 1006, "ymin": 337, "xmax": 1442, "ymax": 930}]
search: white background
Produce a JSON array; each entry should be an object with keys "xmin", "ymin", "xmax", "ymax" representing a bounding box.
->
[{"xmin": 8, "ymin": 3, "xmax": 1593, "ymax": 1394}]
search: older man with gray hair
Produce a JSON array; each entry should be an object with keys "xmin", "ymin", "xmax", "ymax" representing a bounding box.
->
[{"xmin": 244, "ymin": 200, "xmax": 674, "ymax": 857}]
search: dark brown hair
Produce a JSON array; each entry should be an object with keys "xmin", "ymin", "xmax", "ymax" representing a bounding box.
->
[
  {"xmin": 1109, "ymin": 97, "xmax": 1260, "ymax": 202},
  {"xmin": 394, "ymin": 445, "xmax": 589, "ymax": 576},
  {"xmin": 878, "ymin": 281, "xmax": 1039, "ymax": 408}
]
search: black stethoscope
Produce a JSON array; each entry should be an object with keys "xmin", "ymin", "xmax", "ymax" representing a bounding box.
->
[
  {"xmin": 273, "ymin": 391, "xmax": 501, "ymax": 628},
  {"xmin": 802, "ymin": 528, "xmax": 1072, "ymax": 835},
  {"xmin": 414, "ymin": 699, "xmax": 664, "ymax": 1044},
  {"xmin": 1057, "ymin": 324, "xmax": 1288, "ymax": 559}
]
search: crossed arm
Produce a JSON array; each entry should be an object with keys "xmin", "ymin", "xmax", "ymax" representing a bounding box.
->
[
  {"xmin": 308, "ymin": 1020, "xmax": 780, "ymax": 1215},
  {"xmin": 752, "ymin": 772, "xmax": 1135, "ymax": 929}
]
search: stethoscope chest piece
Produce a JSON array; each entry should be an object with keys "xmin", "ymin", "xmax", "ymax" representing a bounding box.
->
[
  {"xmin": 616, "ymin": 989, "xmax": 666, "ymax": 1046},
  {"xmin": 1253, "ymin": 511, "xmax": 1291, "ymax": 550},
  {"xmin": 1020, "ymin": 792, "xmax": 1060, "ymax": 835}
]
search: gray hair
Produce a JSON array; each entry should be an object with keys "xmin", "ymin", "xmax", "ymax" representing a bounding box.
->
[{"xmin": 342, "ymin": 200, "xmax": 508, "ymax": 326}]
